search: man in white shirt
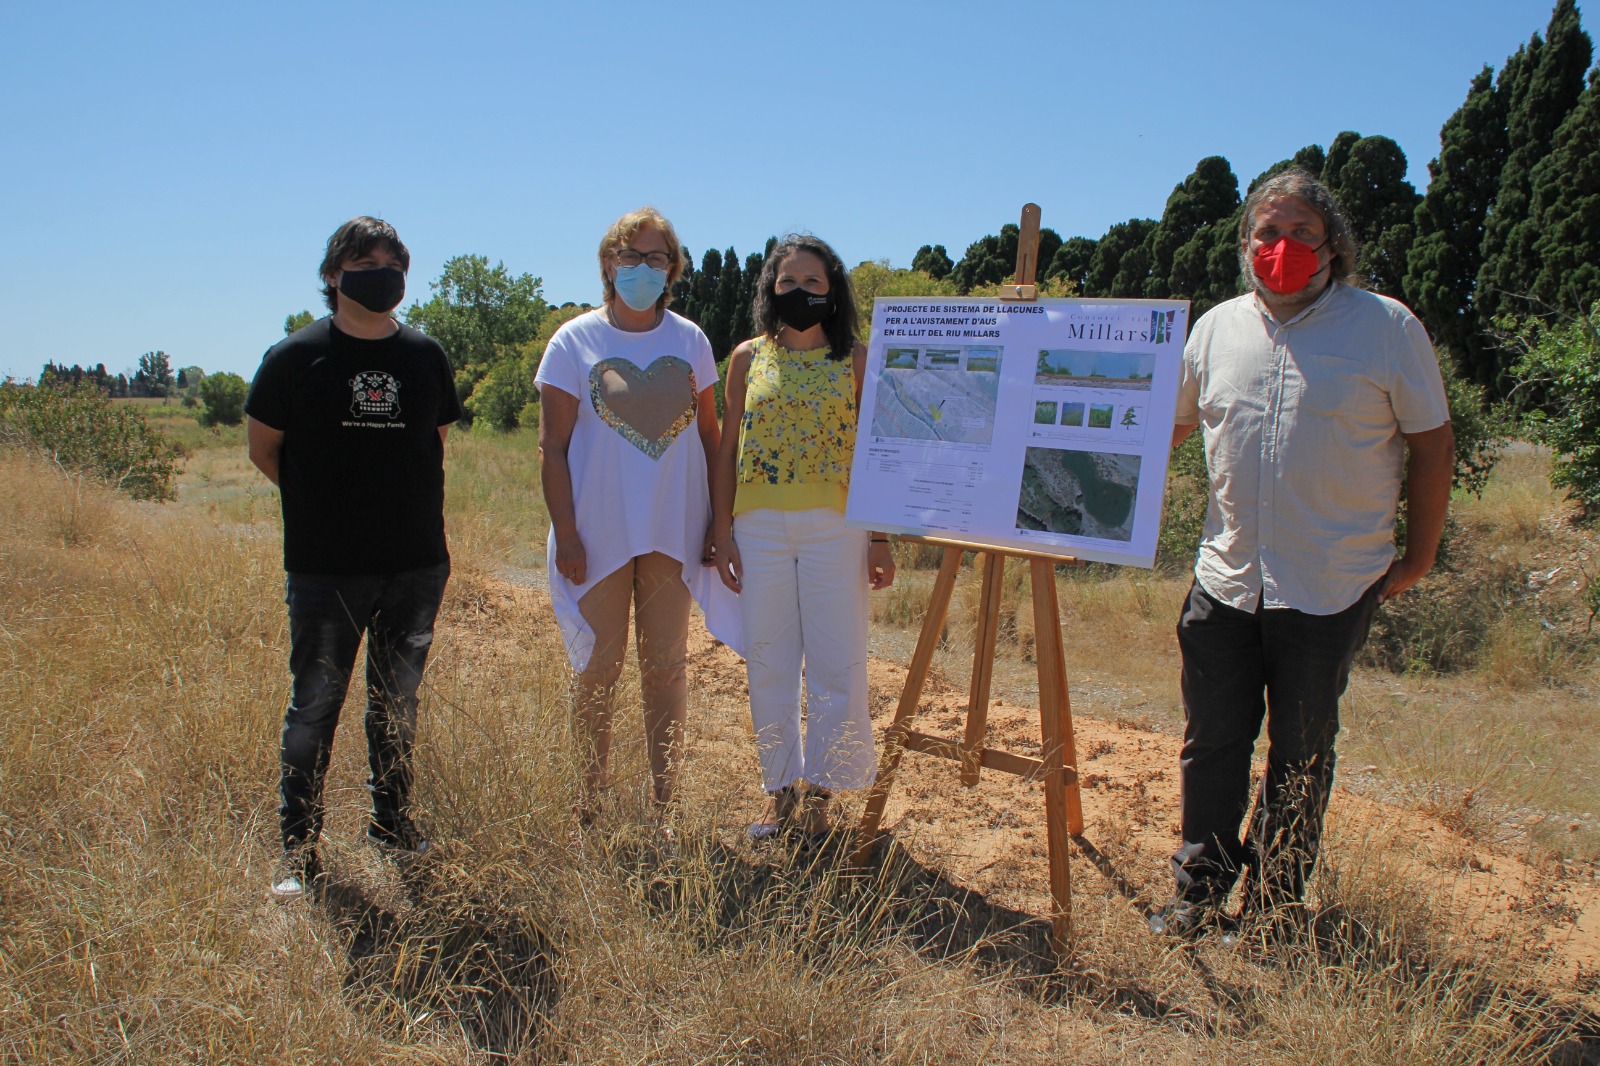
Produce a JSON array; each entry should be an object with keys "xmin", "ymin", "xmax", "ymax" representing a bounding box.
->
[{"xmin": 1155, "ymin": 169, "xmax": 1455, "ymax": 940}]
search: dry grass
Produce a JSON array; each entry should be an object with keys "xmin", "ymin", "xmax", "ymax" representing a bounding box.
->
[{"xmin": 3, "ymin": 430, "xmax": 1598, "ymax": 1063}]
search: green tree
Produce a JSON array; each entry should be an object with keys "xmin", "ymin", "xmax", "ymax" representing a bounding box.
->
[
  {"xmin": 404, "ymin": 254, "xmax": 549, "ymax": 406},
  {"xmin": 284, "ymin": 310, "xmax": 315, "ymax": 336},
  {"xmin": 1509, "ymin": 303, "xmax": 1600, "ymax": 515},
  {"xmin": 1528, "ymin": 69, "xmax": 1600, "ymax": 315},
  {"xmin": 1476, "ymin": 0, "xmax": 1593, "ymax": 385},
  {"xmin": 1046, "ymin": 236, "xmax": 1098, "ymax": 290},
  {"xmin": 1404, "ymin": 66, "xmax": 1508, "ymax": 373},
  {"xmin": 1321, "ymin": 133, "xmax": 1421, "ymax": 299},
  {"xmin": 949, "ymin": 224, "xmax": 1019, "ymax": 293},
  {"xmin": 466, "ymin": 305, "xmax": 589, "ymax": 432},
  {"xmin": 1246, "ymin": 144, "xmax": 1327, "ymax": 194},
  {"xmin": 196, "ymin": 371, "xmax": 248, "ymax": 427},
  {"xmin": 911, "ymin": 244, "xmax": 953, "ymax": 280},
  {"xmin": 688, "ymin": 248, "xmax": 722, "ymax": 347},
  {"xmin": 135, "ymin": 351, "xmax": 173, "ymax": 398},
  {"xmin": 1143, "ymin": 156, "xmax": 1241, "ymax": 299},
  {"xmin": 1085, "ymin": 219, "xmax": 1156, "ymax": 296},
  {"xmin": 706, "ymin": 247, "xmax": 743, "ymax": 361},
  {"xmin": 847, "ymin": 261, "xmax": 958, "ymax": 327}
]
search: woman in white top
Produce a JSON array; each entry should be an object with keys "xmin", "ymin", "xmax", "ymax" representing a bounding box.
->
[{"xmin": 536, "ymin": 207, "xmax": 740, "ymax": 818}]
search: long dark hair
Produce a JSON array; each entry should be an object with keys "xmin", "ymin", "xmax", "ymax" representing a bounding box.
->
[{"xmin": 752, "ymin": 234, "xmax": 858, "ymax": 361}]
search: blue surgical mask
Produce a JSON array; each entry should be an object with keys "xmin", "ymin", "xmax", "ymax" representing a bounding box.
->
[{"xmin": 613, "ymin": 263, "xmax": 668, "ymax": 312}]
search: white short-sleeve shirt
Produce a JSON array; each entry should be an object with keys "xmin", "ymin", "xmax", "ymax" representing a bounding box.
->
[
  {"xmin": 1174, "ymin": 283, "xmax": 1450, "ymax": 615},
  {"xmin": 535, "ymin": 309, "xmax": 742, "ymax": 668}
]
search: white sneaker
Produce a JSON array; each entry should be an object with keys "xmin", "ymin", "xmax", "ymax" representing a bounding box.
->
[{"xmin": 269, "ymin": 847, "xmax": 320, "ymax": 902}]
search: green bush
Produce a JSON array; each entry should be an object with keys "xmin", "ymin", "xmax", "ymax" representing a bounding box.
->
[
  {"xmin": 196, "ymin": 372, "xmax": 248, "ymax": 428},
  {"xmin": 1508, "ymin": 304, "xmax": 1600, "ymax": 517},
  {"xmin": 0, "ymin": 381, "xmax": 179, "ymax": 500},
  {"xmin": 1155, "ymin": 430, "xmax": 1207, "ymax": 574}
]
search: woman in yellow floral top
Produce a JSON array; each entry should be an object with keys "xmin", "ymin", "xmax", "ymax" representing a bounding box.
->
[{"xmin": 712, "ymin": 235, "xmax": 895, "ymax": 841}]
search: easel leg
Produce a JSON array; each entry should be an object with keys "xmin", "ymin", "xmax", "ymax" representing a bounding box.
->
[
  {"xmin": 852, "ymin": 547, "xmax": 963, "ymax": 867},
  {"xmin": 1031, "ymin": 558, "xmax": 1078, "ymax": 953},
  {"xmin": 959, "ymin": 552, "xmax": 1006, "ymax": 786}
]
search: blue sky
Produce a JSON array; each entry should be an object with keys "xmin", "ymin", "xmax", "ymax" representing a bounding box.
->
[{"xmin": 0, "ymin": 0, "xmax": 1585, "ymax": 381}]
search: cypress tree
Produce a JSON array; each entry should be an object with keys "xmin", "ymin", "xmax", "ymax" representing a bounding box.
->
[
  {"xmin": 1529, "ymin": 69, "xmax": 1600, "ymax": 314},
  {"xmin": 1046, "ymin": 236, "xmax": 1098, "ymax": 291},
  {"xmin": 1404, "ymin": 66, "xmax": 1508, "ymax": 371},
  {"xmin": 1321, "ymin": 133, "xmax": 1421, "ymax": 299},
  {"xmin": 911, "ymin": 244, "xmax": 953, "ymax": 279},
  {"xmin": 672, "ymin": 248, "xmax": 698, "ymax": 320},
  {"xmin": 1142, "ymin": 156, "xmax": 1241, "ymax": 307},
  {"xmin": 1085, "ymin": 219, "xmax": 1156, "ymax": 297},
  {"xmin": 1477, "ymin": 0, "xmax": 1592, "ymax": 377},
  {"xmin": 734, "ymin": 249, "xmax": 764, "ymax": 349},
  {"xmin": 691, "ymin": 248, "xmax": 722, "ymax": 349},
  {"xmin": 709, "ymin": 247, "xmax": 742, "ymax": 360}
]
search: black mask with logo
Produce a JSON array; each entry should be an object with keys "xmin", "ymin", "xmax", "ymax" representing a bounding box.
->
[
  {"xmin": 775, "ymin": 287, "xmax": 833, "ymax": 333},
  {"xmin": 339, "ymin": 266, "xmax": 406, "ymax": 314}
]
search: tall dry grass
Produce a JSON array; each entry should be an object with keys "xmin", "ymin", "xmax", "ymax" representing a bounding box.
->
[{"xmin": 2, "ymin": 431, "xmax": 1594, "ymax": 1063}]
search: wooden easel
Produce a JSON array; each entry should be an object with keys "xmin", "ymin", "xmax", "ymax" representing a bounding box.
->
[{"xmin": 852, "ymin": 204, "xmax": 1085, "ymax": 956}]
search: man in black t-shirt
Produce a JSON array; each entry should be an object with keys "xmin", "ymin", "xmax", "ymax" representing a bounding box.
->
[{"xmin": 246, "ymin": 216, "xmax": 462, "ymax": 902}]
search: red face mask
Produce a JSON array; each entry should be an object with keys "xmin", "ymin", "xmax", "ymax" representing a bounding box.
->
[{"xmin": 1251, "ymin": 236, "xmax": 1327, "ymax": 294}]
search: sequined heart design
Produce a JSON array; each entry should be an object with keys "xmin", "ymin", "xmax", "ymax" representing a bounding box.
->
[{"xmin": 588, "ymin": 356, "xmax": 698, "ymax": 460}]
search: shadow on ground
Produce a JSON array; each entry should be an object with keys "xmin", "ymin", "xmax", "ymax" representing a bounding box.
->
[{"xmin": 318, "ymin": 854, "xmax": 561, "ymax": 1058}]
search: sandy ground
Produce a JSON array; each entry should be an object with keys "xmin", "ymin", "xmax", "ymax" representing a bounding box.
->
[
  {"xmin": 472, "ymin": 567, "xmax": 1600, "ymax": 1003},
  {"xmin": 674, "ymin": 599, "xmax": 1600, "ymax": 999}
]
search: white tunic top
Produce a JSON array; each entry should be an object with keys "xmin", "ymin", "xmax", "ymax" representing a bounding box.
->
[
  {"xmin": 534, "ymin": 309, "xmax": 743, "ymax": 668},
  {"xmin": 1174, "ymin": 283, "xmax": 1450, "ymax": 616}
]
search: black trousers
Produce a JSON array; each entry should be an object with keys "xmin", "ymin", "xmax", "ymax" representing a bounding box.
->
[
  {"xmin": 279, "ymin": 562, "xmax": 449, "ymax": 851},
  {"xmin": 1172, "ymin": 578, "xmax": 1381, "ymax": 909}
]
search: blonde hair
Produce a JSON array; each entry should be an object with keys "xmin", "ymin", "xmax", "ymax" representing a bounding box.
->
[{"xmin": 597, "ymin": 206, "xmax": 685, "ymax": 308}]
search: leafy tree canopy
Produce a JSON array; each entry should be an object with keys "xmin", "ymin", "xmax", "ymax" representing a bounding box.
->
[{"xmin": 405, "ymin": 254, "xmax": 549, "ymax": 405}]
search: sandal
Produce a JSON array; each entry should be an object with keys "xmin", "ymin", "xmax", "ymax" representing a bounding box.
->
[{"xmin": 747, "ymin": 785, "xmax": 799, "ymax": 842}]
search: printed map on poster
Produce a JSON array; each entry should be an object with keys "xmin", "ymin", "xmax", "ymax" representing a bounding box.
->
[{"xmin": 846, "ymin": 297, "xmax": 1189, "ymax": 567}]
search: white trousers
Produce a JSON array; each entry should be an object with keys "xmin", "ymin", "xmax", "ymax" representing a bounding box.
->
[{"xmin": 733, "ymin": 507, "xmax": 876, "ymax": 792}]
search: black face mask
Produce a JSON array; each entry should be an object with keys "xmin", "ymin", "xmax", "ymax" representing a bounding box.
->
[
  {"xmin": 338, "ymin": 266, "xmax": 406, "ymax": 314},
  {"xmin": 774, "ymin": 286, "xmax": 833, "ymax": 332}
]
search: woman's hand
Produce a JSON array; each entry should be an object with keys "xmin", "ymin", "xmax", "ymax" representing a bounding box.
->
[
  {"xmin": 867, "ymin": 540, "xmax": 895, "ymax": 590},
  {"xmin": 555, "ymin": 531, "xmax": 587, "ymax": 586},
  {"xmin": 713, "ymin": 529, "xmax": 742, "ymax": 593}
]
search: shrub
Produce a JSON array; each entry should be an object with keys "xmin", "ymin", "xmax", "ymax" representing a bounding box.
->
[
  {"xmin": 1507, "ymin": 304, "xmax": 1600, "ymax": 517},
  {"xmin": 196, "ymin": 371, "xmax": 248, "ymax": 427},
  {"xmin": 0, "ymin": 380, "xmax": 179, "ymax": 500}
]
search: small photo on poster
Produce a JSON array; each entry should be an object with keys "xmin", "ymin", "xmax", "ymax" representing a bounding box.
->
[
  {"xmin": 1017, "ymin": 446, "xmax": 1142, "ymax": 542},
  {"xmin": 884, "ymin": 347, "xmax": 919, "ymax": 370},
  {"xmin": 1035, "ymin": 350, "xmax": 1156, "ymax": 391},
  {"xmin": 966, "ymin": 347, "xmax": 1001, "ymax": 373}
]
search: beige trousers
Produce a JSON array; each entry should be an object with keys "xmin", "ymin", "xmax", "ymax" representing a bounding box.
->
[{"xmin": 574, "ymin": 552, "xmax": 690, "ymax": 805}]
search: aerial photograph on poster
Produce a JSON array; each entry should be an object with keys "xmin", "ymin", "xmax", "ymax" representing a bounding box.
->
[
  {"xmin": 1035, "ymin": 349, "xmax": 1156, "ymax": 390},
  {"xmin": 870, "ymin": 346, "xmax": 1001, "ymax": 446},
  {"xmin": 1016, "ymin": 446, "xmax": 1142, "ymax": 542}
]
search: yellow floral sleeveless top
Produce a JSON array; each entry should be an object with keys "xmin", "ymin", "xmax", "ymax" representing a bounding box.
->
[{"xmin": 735, "ymin": 336, "xmax": 857, "ymax": 514}]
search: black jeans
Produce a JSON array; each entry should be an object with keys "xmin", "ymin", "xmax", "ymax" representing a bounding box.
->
[
  {"xmin": 279, "ymin": 562, "xmax": 449, "ymax": 851},
  {"xmin": 1172, "ymin": 578, "xmax": 1381, "ymax": 909}
]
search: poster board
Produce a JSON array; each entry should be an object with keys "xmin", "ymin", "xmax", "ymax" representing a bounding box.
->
[{"xmin": 846, "ymin": 296, "xmax": 1190, "ymax": 567}]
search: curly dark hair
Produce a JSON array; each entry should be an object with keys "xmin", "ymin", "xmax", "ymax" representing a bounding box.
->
[{"xmin": 751, "ymin": 234, "xmax": 858, "ymax": 362}]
